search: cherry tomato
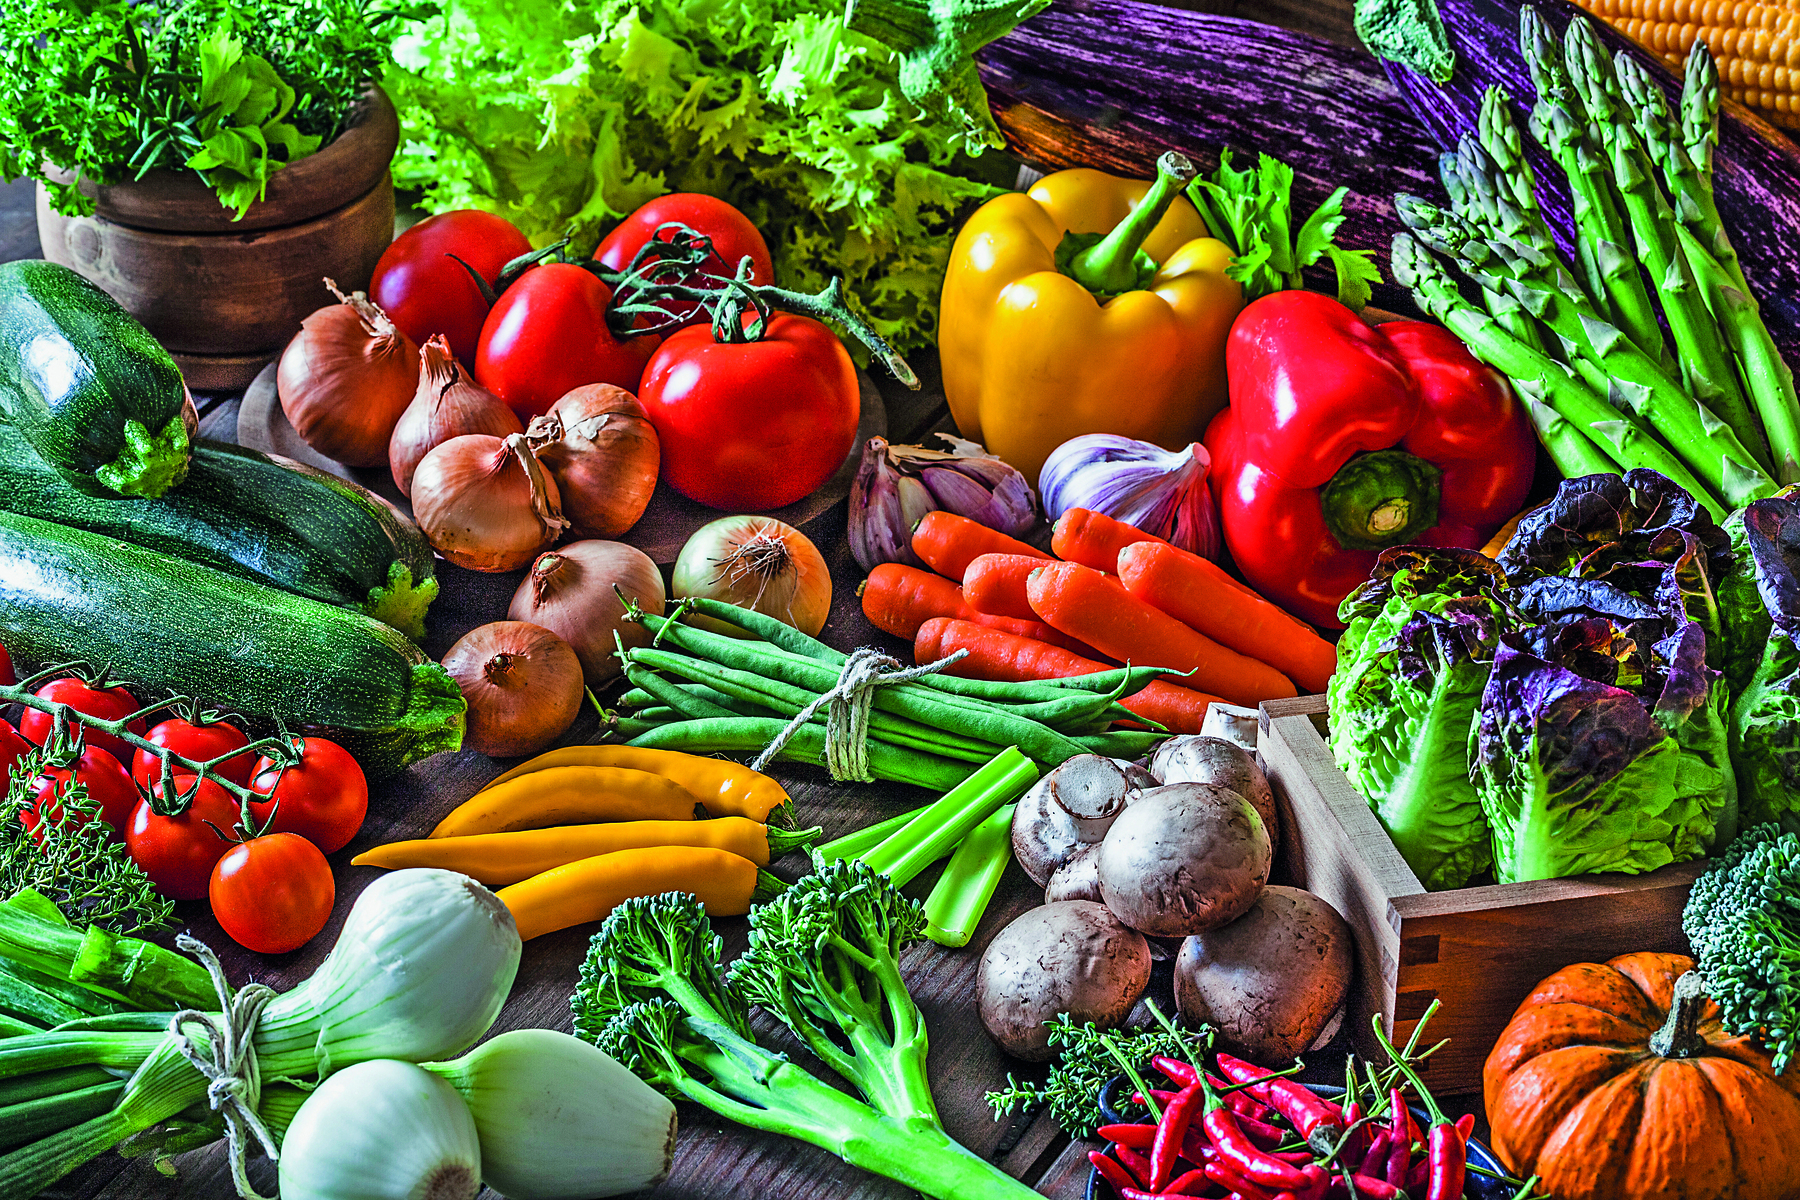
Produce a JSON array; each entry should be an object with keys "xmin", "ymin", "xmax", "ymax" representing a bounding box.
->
[
  {"xmin": 126, "ymin": 777, "xmax": 241, "ymax": 901},
  {"xmin": 132, "ymin": 718, "xmax": 255, "ymax": 788},
  {"xmin": 210, "ymin": 833, "xmax": 335, "ymax": 954},
  {"xmin": 23, "ymin": 747, "xmax": 141, "ymax": 843},
  {"xmin": 17, "ymin": 678, "xmax": 145, "ymax": 766},
  {"xmin": 370, "ymin": 210, "xmax": 534, "ymax": 367},
  {"xmin": 474, "ymin": 263, "xmax": 658, "ymax": 421},
  {"xmin": 0, "ymin": 641, "xmax": 13, "ymax": 687},
  {"xmin": 637, "ymin": 313, "xmax": 859, "ymax": 510},
  {"xmin": 248, "ymin": 736, "xmax": 368, "ymax": 854},
  {"xmin": 0, "ymin": 719, "xmax": 30, "ymax": 782},
  {"xmin": 595, "ymin": 194, "xmax": 774, "ymax": 327}
]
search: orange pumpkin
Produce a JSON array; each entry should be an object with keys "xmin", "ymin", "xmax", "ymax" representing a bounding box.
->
[{"xmin": 1485, "ymin": 951, "xmax": 1800, "ymax": 1200}]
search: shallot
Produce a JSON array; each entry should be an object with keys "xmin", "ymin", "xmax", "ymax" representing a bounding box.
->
[
  {"xmin": 389, "ymin": 334, "xmax": 523, "ymax": 496},
  {"xmin": 278, "ymin": 279, "xmax": 419, "ymax": 467},
  {"xmin": 411, "ymin": 433, "xmax": 568, "ymax": 572}
]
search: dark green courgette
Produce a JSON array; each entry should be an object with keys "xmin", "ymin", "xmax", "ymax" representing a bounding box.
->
[
  {"xmin": 0, "ymin": 425, "xmax": 437, "ymax": 640},
  {"xmin": 0, "ymin": 262, "xmax": 193, "ymax": 499},
  {"xmin": 0, "ymin": 510, "xmax": 464, "ymax": 777}
]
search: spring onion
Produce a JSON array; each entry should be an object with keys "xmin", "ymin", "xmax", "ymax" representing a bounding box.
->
[{"xmin": 279, "ymin": 1059, "xmax": 482, "ymax": 1200}]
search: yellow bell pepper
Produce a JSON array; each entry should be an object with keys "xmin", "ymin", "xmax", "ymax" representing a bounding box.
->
[{"xmin": 938, "ymin": 152, "xmax": 1243, "ymax": 480}]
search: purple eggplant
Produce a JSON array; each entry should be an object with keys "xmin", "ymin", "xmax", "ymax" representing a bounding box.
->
[
  {"xmin": 975, "ymin": 0, "xmax": 1442, "ymax": 312},
  {"xmin": 1381, "ymin": 0, "xmax": 1800, "ymax": 360}
]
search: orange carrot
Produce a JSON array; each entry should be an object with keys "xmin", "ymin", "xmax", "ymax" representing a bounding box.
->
[
  {"xmin": 1116, "ymin": 541, "xmax": 1338, "ymax": 694},
  {"xmin": 915, "ymin": 617, "xmax": 1223, "ymax": 734},
  {"xmin": 1050, "ymin": 508, "xmax": 1165, "ymax": 573},
  {"xmin": 860, "ymin": 563, "xmax": 1108, "ymax": 657},
  {"xmin": 1025, "ymin": 561, "xmax": 1297, "ymax": 708},
  {"xmin": 962, "ymin": 553, "xmax": 1046, "ymax": 621},
  {"xmin": 911, "ymin": 511, "xmax": 1049, "ymax": 580}
]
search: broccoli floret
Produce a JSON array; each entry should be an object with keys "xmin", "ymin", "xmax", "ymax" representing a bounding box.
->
[
  {"xmin": 728, "ymin": 856, "xmax": 938, "ymax": 1125},
  {"xmin": 1684, "ymin": 823, "xmax": 1800, "ymax": 1073},
  {"xmin": 572, "ymin": 891, "xmax": 748, "ymax": 1044}
]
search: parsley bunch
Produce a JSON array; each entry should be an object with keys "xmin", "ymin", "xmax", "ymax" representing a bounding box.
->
[{"xmin": 0, "ymin": 0, "xmax": 421, "ymax": 219}]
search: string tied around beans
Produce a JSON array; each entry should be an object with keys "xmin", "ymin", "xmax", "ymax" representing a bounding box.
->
[
  {"xmin": 750, "ymin": 645, "xmax": 969, "ymax": 782},
  {"xmin": 164, "ymin": 934, "xmax": 281, "ymax": 1200}
]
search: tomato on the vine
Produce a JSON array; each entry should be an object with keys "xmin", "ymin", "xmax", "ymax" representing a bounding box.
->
[
  {"xmin": 637, "ymin": 313, "xmax": 859, "ymax": 511},
  {"xmin": 210, "ymin": 833, "xmax": 334, "ymax": 954},
  {"xmin": 370, "ymin": 210, "xmax": 534, "ymax": 367},
  {"xmin": 474, "ymin": 263, "xmax": 658, "ymax": 421},
  {"xmin": 0, "ymin": 642, "xmax": 13, "ymax": 687},
  {"xmin": 132, "ymin": 718, "xmax": 254, "ymax": 788},
  {"xmin": 595, "ymin": 194, "xmax": 774, "ymax": 327},
  {"xmin": 126, "ymin": 777, "xmax": 240, "ymax": 901},
  {"xmin": 24, "ymin": 747, "xmax": 140, "ymax": 843},
  {"xmin": 0, "ymin": 720, "xmax": 30, "ymax": 782},
  {"xmin": 248, "ymin": 736, "xmax": 368, "ymax": 854},
  {"xmin": 17, "ymin": 678, "xmax": 145, "ymax": 765}
]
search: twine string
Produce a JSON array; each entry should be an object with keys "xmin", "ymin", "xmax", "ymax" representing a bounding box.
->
[{"xmin": 750, "ymin": 647, "xmax": 967, "ymax": 781}]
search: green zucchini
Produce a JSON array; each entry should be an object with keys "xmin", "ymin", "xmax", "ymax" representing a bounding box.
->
[
  {"xmin": 0, "ymin": 510, "xmax": 463, "ymax": 777},
  {"xmin": 0, "ymin": 426, "xmax": 437, "ymax": 640},
  {"xmin": 0, "ymin": 261, "xmax": 193, "ymax": 499}
]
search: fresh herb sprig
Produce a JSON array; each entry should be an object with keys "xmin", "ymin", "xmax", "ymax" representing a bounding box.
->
[{"xmin": 985, "ymin": 1013, "xmax": 1201, "ymax": 1138}]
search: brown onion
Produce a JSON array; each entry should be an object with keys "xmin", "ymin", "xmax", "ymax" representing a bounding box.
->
[
  {"xmin": 441, "ymin": 621, "xmax": 583, "ymax": 757},
  {"xmin": 671, "ymin": 515, "xmax": 832, "ymax": 637},
  {"xmin": 526, "ymin": 384, "xmax": 660, "ymax": 538},
  {"xmin": 278, "ymin": 279, "xmax": 419, "ymax": 466},
  {"xmin": 412, "ymin": 432, "xmax": 568, "ymax": 572},
  {"xmin": 389, "ymin": 334, "xmax": 523, "ymax": 496},
  {"xmin": 509, "ymin": 541, "xmax": 666, "ymax": 686}
]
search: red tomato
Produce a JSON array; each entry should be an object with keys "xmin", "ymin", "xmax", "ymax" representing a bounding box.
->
[
  {"xmin": 17, "ymin": 678, "xmax": 145, "ymax": 765},
  {"xmin": 0, "ymin": 719, "xmax": 30, "ymax": 782},
  {"xmin": 132, "ymin": 718, "xmax": 255, "ymax": 788},
  {"xmin": 248, "ymin": 737, "xmax": 368, "ymax": 854},
  {"xmin": 474, "ymin": 263, "xmax": 658, "ymax": 421},
  {"xmin": 0, "ymin": 642, "xmax": 13, "ymax": 687},
  {"xmin": 23, "ymin": 747, "xmax": 141, "ymax": 843},
  {"xmin": 637, "ymin": 313, "xmax": 859, "ymax": 511},
  {"xmin": 126, "ymin": 777, "xmax": 241, "ymax": 901},
  {"xmin": 210, "ymin": 833, "xmax": 335, "ymax": 954},
  {"xmin": 595, "ymin": 194, "xmax": 774, "ymax": 327},
  {"xmin": 370, "ymin": 210, "xmax": 534, "ymax": 367}
]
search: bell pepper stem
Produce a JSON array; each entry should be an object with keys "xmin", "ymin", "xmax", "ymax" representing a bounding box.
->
[
  {"xmin": 1319, "ymin": 450, "xmax": 1443, "ymax": 551},
  {"xmin": 1066, "ymin": 151, "xmax": 1198, "ymax": 295}
]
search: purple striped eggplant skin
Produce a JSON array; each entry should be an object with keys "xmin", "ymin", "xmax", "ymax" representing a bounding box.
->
[
  {"xmin": 974, "ymin": 0, "xmax": 1441, "ymax": 313},
  {"xmin": 1382, "ymin": 0, "xmax": 1800, "ymax": 361}
]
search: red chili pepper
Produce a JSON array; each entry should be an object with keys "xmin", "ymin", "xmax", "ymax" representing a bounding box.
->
[
  {"xmin": 1165, "ymin": 1167, "xmax": 1212, "ymax": 1196},
  {"xmin": 1375, "ymin": 1024, "xmax": 1468, "ymax": 1200},
  {"xmin": 1298, "ymin": 1164, "xmax": 1330, "ymax": 1200},
  {"xmin": 1273, "ymin": 1151, "xmax": 1316, "ymax": 1165},
  {"xmin": 1384, "ymin": 1130, "xmax": 1411, "ymax": 1190},
  {"xmin": 1342, "ymin": 1101, "xmax": 1368, "ymax": 1163},
  {"xmin": 1214, "ymin": 1052, "xmax": 1346, "ymax": 1153},
  {"xmin": 1455, "ymin": 1113, "xmax": 1474, "ymax": 1141},
  {"xmin": 1238, "ymin": 1114, "xmax": 1289, "ymax": 1150},
  {"xmin": 1195, "ymin": 1071, "xmax": 1311, "ymax": 1191},
  {"xmin": 1324, "ymin": 1173, "xmax": 1403, "ymax": 1200},
  {"xmin": 1154, "ymin": 1056, "xmax": 1201, "ymax": 1087},
  {"xmin": 1203, "ymin": 1161, "xmax": 1282, "ymax": 1200},
  {"xmin": 1180, "ymin": 1125, "xmax": 1217, "ymax": 1167},
  {"xmin": 1136, "ymin": 1089, "xmax": 1185, "ymax": 1108},
  {"xmin": 1359, "ymin": 1129, "xmax": 1392, "ymax": 1179},
  {"xmin": 1091, "ymin": 1150, "xmax": 1138, "ymax": 1197},
  {"xmin": 1409, "ymin": 1157, "xmax": 1430, "ymax": 1192},
  {"xmin": 1209, "ymin": 1073, "xmax": 1278, "ymax": 1123},
  {"xmin": 1118, "ymin": 1189, "xmax": 1166, "ymax": 1200},
  {"xmin": 1101, "ymin": 1123, "xmax": 1159, "ymax": 1149},
  {"xmin": 1117, "ymin": 1144, "xmax": 1154, "ymax": 1188},
  {"xmin": 1389, "ymin": 1089, "xmax": 1411, "ymax": 1146},
  {"xmin": 1152, "ymin": 1084, "xmax": 1208, "ymax": 1190}
]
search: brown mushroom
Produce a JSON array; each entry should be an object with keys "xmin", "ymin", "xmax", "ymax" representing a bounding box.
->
[
  {"xmin": 976, "ymin": 900, "xmax": 1151, "ymax": 1061},
  {"xmin": 1096, "ymin": 782, "xmax": 1271, "ymax": 937}
]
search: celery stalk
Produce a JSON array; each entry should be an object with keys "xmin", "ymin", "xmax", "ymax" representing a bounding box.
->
[
  {"xmin": 817, "ymin": 805, "xmax": 931, "ymax": 862},
  {"xmin": 923, "ymin": 803, "xmax": 1016, "ymax": 947},
  {"xmin": 861, "ymin": 747, "xmax": 1037, "ymax": 888}
]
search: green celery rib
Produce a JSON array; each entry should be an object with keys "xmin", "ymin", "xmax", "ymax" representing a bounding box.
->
[
  {"xmin": 818, "ymin": 805, "xmax": 931, "ymax": 862},
  {"xmin": 924, "ymin": 803, "xmax": 1017, "ymax": 947},
  {"xmin": 861, "ymin": 748, "xmax": 1038, "ymax": 887}
]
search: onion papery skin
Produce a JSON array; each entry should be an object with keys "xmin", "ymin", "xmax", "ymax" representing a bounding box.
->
[
  {"xmin": 671, "ymin": 515, "xmax": 832, "ymax": 638},
  {"xmin": 441, "ymin": 621, "xmax": 585, "ymax": 757},
  {"xmin": 278, "ymin": 1059, "xmax": 481, "ymax": 1200},
  {"xmin": 278, "ymin": 282, "xmax": 420, "ymax": 468},
  {"xmin": 508, "ymin": 541, "xmax": 665, "ymax": 687},
  {"xmin": 526, "ymin": 384, "xmax": 660, "ymax": 539},
  {"xmin": 390, "ymin": 334, "xmax": 523, "ymax": 497},
  {"xmin": 412, "ymin": 433, "xmax": 568, "ymax": 572}
]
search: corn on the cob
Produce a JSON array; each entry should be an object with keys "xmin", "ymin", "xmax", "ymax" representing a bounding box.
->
[{"xmin": 1575, "ymin": 0, "xmax": 1800, "ymax": 125}]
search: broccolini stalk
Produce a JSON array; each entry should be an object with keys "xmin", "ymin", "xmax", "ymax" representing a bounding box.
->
[
  {"xmin": 575, "ymin": 893, "xmax": 1043, "ymax": 1200},
  {"xmin": 1391, "ymin": 233, "xmax": 1719, "ymax": 506},
  {"xmin": 1683, "ymin": 824, "xmax": 1800, "ymax": 1073},
  {"xmin": 1521, "ymin": 6, "xmax": 1664, "ymax": 363},
  {"xmin": 1565, "ymin": 20, "xmax": 1771, "ymax": 473}
]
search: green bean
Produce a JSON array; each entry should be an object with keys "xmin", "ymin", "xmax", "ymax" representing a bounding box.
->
[
  {"xmin": 622, "ymin": 681, "xmax": 780, "ymax": 720},
  {"xmin": 1074, "ymin": 730, "xmax": 1171, "ymax": 757},
  {"xmin": 1035, "ymin": 666, "xmax": 1173, "ymax": 695},
  {"xmin": 622, "ymin": 663, "xmax": 742, "ymax": 721},
  {"xmin": 624, "ymin": 718, "xmax": 976, "ymax": 790},
  {"xmin": 674, "ymin": 597, "xmax": 841, "ymax": 663}
]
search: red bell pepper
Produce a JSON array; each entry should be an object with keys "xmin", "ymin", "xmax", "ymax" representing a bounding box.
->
[{"xmin": 1204, "ymin": 291, "xmax": 1536, "ymax": 628}]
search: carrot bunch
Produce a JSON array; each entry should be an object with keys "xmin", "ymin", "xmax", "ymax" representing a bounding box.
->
[{"xmin": 860, "ymin": 509, "xmax": 1337, "ymax": 734}]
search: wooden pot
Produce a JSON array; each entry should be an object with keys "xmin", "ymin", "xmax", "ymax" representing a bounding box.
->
[{"xmin": 35, "ymin": 88, "xmax": 400, "ymax": 390}]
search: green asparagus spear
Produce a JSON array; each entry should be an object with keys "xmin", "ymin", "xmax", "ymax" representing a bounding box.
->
[
  {"xmin": 1521, "ymin": 6, "xmax": 1666, "ymax": 364},
  {"xmin": 1396, "ymin": 195, "xmax": 1773, "ymax": 509},
  {"xmin": 1437, "ymin": 146, "xmax": 1552, "ymax": 355},
  {"xmin": 1565, "ymin": 20, "xmax": 1772, "ymax": 471},
  {"xmin": 1677, "ymin": 223, "xmax": 1800, "ymax": 483},
  {"xmin": 1390, "ymin": 232, "xmax": 1723, "ymax": 511},
  {"xmin": 1521, "ymin": 390, "xmax": 1626, "ymax": 478},
  {"xmin": 1478, "ymin": 85, "xmax": 1543, "ymax": 220}
]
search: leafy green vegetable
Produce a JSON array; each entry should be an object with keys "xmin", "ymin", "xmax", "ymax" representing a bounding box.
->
[
  {"xmin": 1330, "ymin": 548, "xmax": 1510, "ymax": 890},
  {"xmin": 0, "ymin": 0, "xmax": 415, "ymax": 219},
  {"xmin": 1725, "ymin": 491, "xmax": 1800, "ymax": 828},
  {"xmin": 984, "ymin": 1014, "xmax": 1196, "ymax": 1138},
  {"xmin": 1684, "ymin": 823, "xmax": 1800, "ymax": 1074},
  {"xmin": 1185, "ymin": 148, "xmax": 1383, "ymax": 310},
  {"xmin": 387, "ymin": 0, "xmax": 1014, "ymax": 355}
]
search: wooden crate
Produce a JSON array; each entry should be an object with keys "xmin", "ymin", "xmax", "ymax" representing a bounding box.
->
[{"xmin": 1259, "ymin": 695, "xmax": 1704, "ymax": 1096}]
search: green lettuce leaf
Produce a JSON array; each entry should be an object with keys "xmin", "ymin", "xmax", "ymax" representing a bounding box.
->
[{"xmin": 1727, "ymin": 491, "xmax": 1800, "ymax": 829}]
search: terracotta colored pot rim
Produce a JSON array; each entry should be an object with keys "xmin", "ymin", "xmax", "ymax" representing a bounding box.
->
[{"xmin": 43, "ymin": 86, "xmax": 398, "ymax": 235}]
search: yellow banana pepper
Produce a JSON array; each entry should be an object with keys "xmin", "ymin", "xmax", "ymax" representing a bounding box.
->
[{"xmin": 938, "ymin": 152, "xmax": 1243, "ymax": 479}]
